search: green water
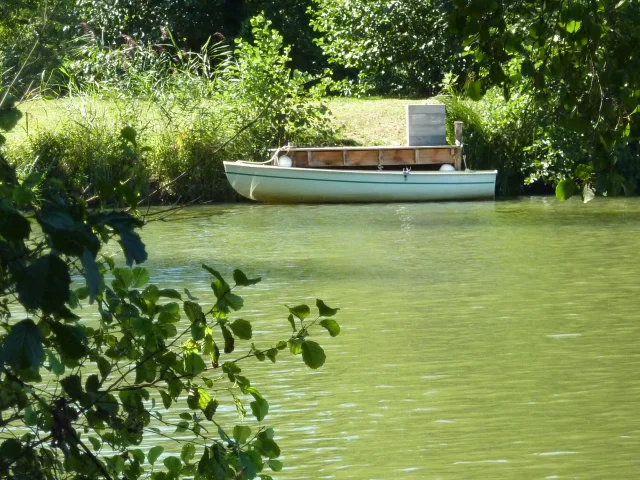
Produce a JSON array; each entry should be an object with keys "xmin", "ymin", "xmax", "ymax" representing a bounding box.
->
[{"xmin": 141, "ymin": 197, "xmax": 640, "ymax": 479}]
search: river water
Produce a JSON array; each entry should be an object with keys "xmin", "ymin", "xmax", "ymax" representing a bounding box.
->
[{"xmin": 139, "ymin": 197, "xmax": 640, "ymax": 479}]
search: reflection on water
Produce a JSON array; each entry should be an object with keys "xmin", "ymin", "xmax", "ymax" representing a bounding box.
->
[{"xmin": 136, "ymin": 197, "xmax": 640, "ymax": 479}]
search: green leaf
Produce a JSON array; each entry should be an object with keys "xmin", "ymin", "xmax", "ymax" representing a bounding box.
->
[
  {"xmin": 239, "ymin": 452, "xmax": 258, "ymax": 479},
  {"xmin": 320, "ymin": 319, "xmax": 341, "ymax": 337},
  {"xmin": 113, "ymin": 268, "xmax": 134, "ymax": 289},
  {"xmin": 61, "ymin": 374, "xmax": 83, "ymax": 401},
  {"xmin": 184, "ymin": 288, "xmax": 199, "ymax": 300},
  {"xmin": 301, "ymin": 340, "xmax": 326, "ymax": 369},
  {"xmin": 225, "ymin": 292, "xmax": 244, "ymax": 311},
  {"xmin": 175, "ymin": 421, "xmax": 189, "ymax": 433},
  {"xmin": 85, "ymin": 374, "xmax": 100, "ymax": 392},
  {"xmin": 256, "ymin": 436, "xmax": 280, "ymax": 459},
  {"xmin": 229, "ymin": 319, "xmax": 252, "ymax": 340},
  {"xmin": 556, "ymin": 179, "xmax": 578, "ymax": 201},
  {"xmin": 88, "ymin": 436, "xmax": 102, "ymax": 451},
  {"xmin": 196, "ymin": 387, "xmax": 212, "ymax": 409},
  {"xmin": 287, "ymin": 304, "xmax": 310, "ymax": 320},
  {"xmin": 266, "ymin": 348, "xmax": 278, "ymax": 363},
  {"xmin": 184, "ymin": 352, "xmax": 205, "ymax": 376},
  {"xmin": 97, "ymin": 356, "xmax": 110, "ymax": 379},
  {"xmin": 110, "ymin": 217, "xmax": 147, "ymax": 266},
  {"xmin": 465, "ymin": 80, "xmax": 483, "ymax": 101},
  {"xmin": 163, "ymin": 456, "xmax": 182, "ymax": 474},
  {"xmin": 46, "ymin": 350, "xmax": 65, "ymax": 376},
  {"xmin": 204, "ymin": 398, "xmax": 218, "ymax": 421},
  {"xmin": 81, "ymin": 249, "xmax": 101, "ymax": 303},
  {"xmin": 24, "ymin": 406, "xmax": 37, "ymax": 426},
  {"xmin": 179, "ymin": 412, "xmax": 192, "ymax": 420},
  {"xmin": 288, "ymin": 339, "xmax": 303, "ymax": 355},
  {"xmin": 160, "ymin": 390, "xmax": 172, "ymax": 409},
  {"xmin": 250, "ymin": 395, "xmax": 269, "ymax": 422},
  {"xmin": 130, "ymin": 448, "xmax": 145, "ymax": 464},
  {"xmin": 15, "ymin": 254, "xmax": 71, "ymax": 313},
  {"xmin": 121, "ymin": 125, "xmax": 137, "ymax": 145},
  {"xmin": 575, "ymin": 164, "xmax": 593, "ymax": 182},
  {"xmin": 565, "ymin": 20, "xmax": 582, "ymax": 33},
  {"xmin": 184, "ymin": 301, "xmax": 206, "ymax": 341},
  {"xmin": 158, "ymin": 303, "xmax": 181, "ymax": 323},
  {"xmin": 0, "ymin": 439, "xmax": 22, "ymax": 461},
  {"xmin": 0, "ymin": 204, "xmax": 30, "ymax": 242},
  {"xmin": 135, "ymin": 359, "xmax": 156, "ymax": 384},
  {"xmin": 317, "ymin": 299, "xmax": 339, "ymax": 317},
  {"xmin": 222, "ymin": 326, "xmax": 235, "ymax": 354},
  {"xmin": 131, "ymin": 267, "xmax": 149, "ymax": 288},
  {"xmin": 187, "ymin": 387, "xmax": 212, "ymax": 410},
  {"xmin": 233, "ymin": 269, "xmax": 261, "ymax": 286},
  {"xmin": 268, "ymin": 459, "xmax": 283, "ymax": 472},
  {"xmin": 181, "ymin": 443, "xmax": 196, "ymax": 463},
  {"xmin": 287, "ymin": 314, "xmax": 297, "ymax": 332},
  {"xmin": 148, "ymin": 446, "xmax": 164, "ymax": 466},
  {"xmin": 202, "ymin": 263, "xmax": 223, "ymax": 279},
  {"xmin": 50, "ymin": 322, "xmax": 88, "ymax": 359},
  {"xmin": 233, "ymin": 425, "xmax": 252, "ymax": 444},
  {"xmin": 4, "ymin": 319, "xmax": 44, "ymax": 369}
]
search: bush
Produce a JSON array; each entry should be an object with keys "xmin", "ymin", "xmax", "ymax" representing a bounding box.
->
[
  {"xmin": 8, "ymin": 15, "xmax": 341, "ymax": 204},
  {"xmin": 10, "ymin": 105, "xmax": 149, "ymax": 205},
  {"xmin": 439, "ymin": 87, "xmax": 609, "ymax": 196}
]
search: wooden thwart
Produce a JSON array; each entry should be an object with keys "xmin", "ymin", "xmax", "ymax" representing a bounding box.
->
[{"xmin": 289, "ymin": 146, "xmax": 460, "ymax": 168}]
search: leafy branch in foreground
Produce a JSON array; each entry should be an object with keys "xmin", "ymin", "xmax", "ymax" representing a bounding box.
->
[{"xmin": 0, "ymin": 143, "xmax": 341, "ymax": 478}]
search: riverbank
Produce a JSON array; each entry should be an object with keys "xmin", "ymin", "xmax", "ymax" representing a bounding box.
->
[
  {"xmin": 3, "ymin": 96, "xmax": 452, "ymax": 204},
  {"xmin": 5, "ymin": 96, "xmax": 430, "ymax": 146}
]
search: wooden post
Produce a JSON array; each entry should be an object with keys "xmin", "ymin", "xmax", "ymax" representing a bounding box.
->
[{"xmin": 454, "ymin": 121, "xmax": 463, "ymax": 171}]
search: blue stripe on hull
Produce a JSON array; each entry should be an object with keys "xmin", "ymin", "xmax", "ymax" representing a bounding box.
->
[{"xmin": 227, "ymin": 171, "xmax": 495, "ymax": 186}]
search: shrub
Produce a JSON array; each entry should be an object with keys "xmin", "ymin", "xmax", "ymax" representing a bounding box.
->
[
  {"xmin": 8, "ymin": 15, "xmax": 341, "ymax": 204},
  {"xmin": 9, "ymin": 102, "xmax": 149, "ymax": 205},
  {"xmin": 439, "ymin": 87, "xmax": 606, "ymax": 196}
]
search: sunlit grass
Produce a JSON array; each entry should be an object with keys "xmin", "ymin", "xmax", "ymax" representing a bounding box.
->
[{"xmin": 6, "ymin": 96, "xmax": 447, "ymax": 148}]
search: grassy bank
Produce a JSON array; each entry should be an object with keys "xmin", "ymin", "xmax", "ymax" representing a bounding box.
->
[
  {"xmin": 2, "ymin": 94, "xmax": 521, "ymax": 202},
  {"xmin": 6, "ymin": 97, "xmax": 432, "ymax": 147}
]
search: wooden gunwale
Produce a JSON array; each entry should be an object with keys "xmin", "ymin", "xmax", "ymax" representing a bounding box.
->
[
  {"xmin": 270, "ymin": 146, "xmax": 462, "ymax": 168},
  {"xmin": 268, "ymin": 145, "xmax": 456, "ymax": 151}
]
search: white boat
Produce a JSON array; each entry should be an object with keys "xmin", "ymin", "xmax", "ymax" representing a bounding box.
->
[
  {"xmin": 224, "ymin": 111, "xmax": 497, "ymax": 203},
  {"xmin": 223, "ymin": 149, "xmax": 497, "ymax": 204}
]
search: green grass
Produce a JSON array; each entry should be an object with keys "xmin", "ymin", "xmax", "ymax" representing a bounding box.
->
[
  {"xmin": 3, "ymin": 97, "xmax": 168, "ymax": 145},
  {"xmin": 327, "ymin": 97, "xmax": 439, "ymax": 145},
  {"xmin": 5, "ymin": 96, "xmax": 443, "ymax": 148}
]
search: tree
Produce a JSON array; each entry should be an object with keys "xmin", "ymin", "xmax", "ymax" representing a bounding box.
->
[
  {"xmin": 449, "ymin": 0, "xmax": 640, "ymax": 199},
  {"xmin": 0, "ymin": 0, "xmax": 76, "ymax": 96},
  {"xmin": 311, "ymin": 0, "xmax": 471, "ymax": 95},
  {"xmin": 0, "ymin": 111, "xmax": 341, "ymax": 478},
  {"xmin": 75, "ymin": 0, "xmax": 327, "ymax": 73}
]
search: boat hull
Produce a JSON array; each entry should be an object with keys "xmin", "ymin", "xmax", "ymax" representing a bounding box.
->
[{"xmin": 223, "ymin": 161, "xmax": 497, "ymax": 203}]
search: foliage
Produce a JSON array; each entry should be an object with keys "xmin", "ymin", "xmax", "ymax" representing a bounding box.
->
[
  {"xmin": 0, "ymin": 0, "xmax": 76, "ymax": 98},
  {"xmin": 311, "ymin": 0, "xmax": 471, "ymax": 96},
  {"xmin": 75, "ymin": 0, "xmax": 326, "ymax": 73},
  {"xmin": 240, "ymin": 0, "xmax": 325, "ymax": 74},
  {"xmin": 219, "ymin": 14, "xmax": 337, "ymax": 156},
  {"xmin": 7, "ymin": 15, "xmax": 340, "ymax": 203},
  {"xmin": 59, "ymin": 29, "xmax": 231, "ymax": 99},
  {"xmin": 1, "ymin": 112, "xmax": 341, "ymax": 478},
  {"xmin": 10, "ymin": 111, "xmax": 149, "ymax": 205},
  {"xmin": 75, "ymin": 0, "xmax": 236, "ymax": 52},
  {"xmin": 449, "ymin": 0, "xmax": 640, "ymax": 200}
]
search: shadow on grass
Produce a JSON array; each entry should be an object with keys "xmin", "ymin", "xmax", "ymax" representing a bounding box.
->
[{"xmin": 0, "ymin": 108, "xmax": 22, "ymax": 133}]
